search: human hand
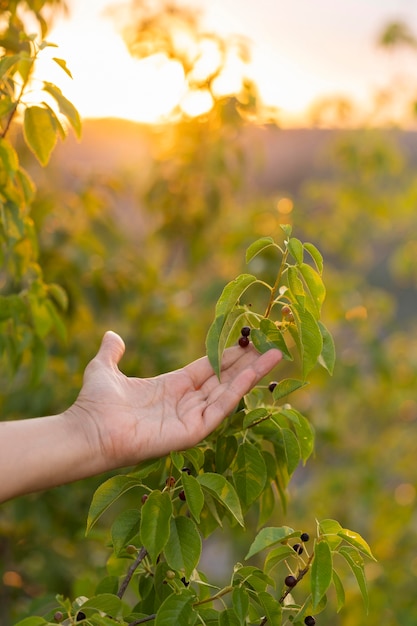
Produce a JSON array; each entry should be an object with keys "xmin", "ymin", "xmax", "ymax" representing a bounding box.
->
[{"xmin": 72, "ymin": 331, "xmax": 282, "ymax": 471}]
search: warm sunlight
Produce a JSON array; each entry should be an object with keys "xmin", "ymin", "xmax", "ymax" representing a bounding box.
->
[{"xmin": 34, "ymin": 0, "xmax": 417, "ymax": 127}]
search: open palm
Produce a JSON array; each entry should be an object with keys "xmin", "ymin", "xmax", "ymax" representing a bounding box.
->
[{"xmin": 75, "ymin": 331, "xmax": 282, "ymax": 469}]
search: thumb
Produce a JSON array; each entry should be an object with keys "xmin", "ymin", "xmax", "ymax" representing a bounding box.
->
[{"xmin": 96, "ymin": 330, "xmax": 126, "ymax": 368}]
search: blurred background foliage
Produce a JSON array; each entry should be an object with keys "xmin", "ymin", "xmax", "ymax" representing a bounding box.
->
[{"xmin": 2, "ymin": 1, "xmax": 417, "ymax": 625}]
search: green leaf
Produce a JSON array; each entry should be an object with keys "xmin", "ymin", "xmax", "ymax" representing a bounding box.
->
[
  {"xmin": 206, "ymin": 274, "xmax": 258, "ymax": 378},
  {"xmin": 0, "ymin": 137, "xmax": 18, "ymax": 175},
  {"xmin": 47, "ymin": 283, "xmax": 68, "ymax": 311},
  {"xmin": 164, "ymin": 516, "xmax": 201, "ymax": 578},
  {"xmin": 245, "ymin": 526, "xmax": 296, "ymax": 559},
  {"xmin": 299, "ymin": 263, "xmax": 326, "ymax": 318},
  {"xmin": 43, "ymin": 82, "xmax": 82, "ymax": 138},
  {"xmin": 311, "ymin": 540, "xmax": 333, "ymax": 610},
  {"xmin": 232, "ymin": 586, "xmax": 249, "ymax": 622},
  {"xmin": 52, "ymin": 57, "xmax": 73, "ymax": 78},
  {"xmin": 197, "ymin": 473, "xmax": 244, "ymax": 527},
  {"xmin": 155, "ymin": 588, "xmax": 196, "ymax": 626},
  {"xmin": 10, "ymin": 616, "xmax": 49, "ymax": 626},
  {"xmin": 303, "ymin": 242, "xmax": 324, "ymax": 274},
  {"xmin": 219, "ymin": 608, "xmax": 241, "ymax": 625},
  {"xmin": 272, "ymin": 378, "xmax": 308, "ymax": 401},
  {"xmin": 264, "ymin": 545, "xmax": 295, "ymax": 574},
  {"xmin": 243, "ymin": 408, "xmax": 269, "ymax": 429},
  {"xmin": 232, "ymin": 442, "xmax": 267, "ymax": 509},
  {"xmin": 291, "ymin": 411, "xmax": 315, "ymax": 463},
  {"xmin": 86, "ymin": 476, "xmax": 141, "ymax": 533},
  {"xmin": 287, "ymin": 265, "xmax": 304, "ymax": 298},
  {"xmin": 292, "ymin": 304, "xmax": 323, "ymax": 379},
  {"xmin": 332, "ymin": 568, "xmax": 345, "ymax": 613},
  {"xmin": 170, "ymin": 451, "xmax": 184, "ymax": 471},
  {"xmin": 338, "ymin": 528, "xmax": 376, "ymax": 560},
  {"xmin": 256, "ymin": 591, "xmax": 282, "ymax": 625},
  {"xmin": 111, "ymin": 509, "xmax": 141, "ymax": 556},
  {"xmin": 288, "ymin": 237, "xmax": 304, "ymax": 264},
  {"xmin": 251, "ymin": 318, "xmax": 293, "ymax": 360},
  {"xmin": 280, "ymin": 224, "xmax": 292, "ymax": 238},
  {"xmin": 318, "ymin": 321, "xmax": 336, "ymax": 375},
  {"xmin": 245, "ymin": 236, "xmax": 275, "ymax": 263},
  {"xmin": 281, "ymin": 428, "xmax": 301, "ymax": 475},
  {"xmin": 80, "ymin": 593, "xmax": 122, "ymax": 616},
  {"xmin": 318, "ymin": 518, "xmax": 343, "ymax": 550},
  {"xmin": 183, "ymin": 447, "xmax": 205, "ymax": 473},
  {"xmin": 181, "ymin": 473, "xmax": 204, "ymax": 523},
  {"xmin": 215, "ymin": 435, "xmax": 238, "ymax": 473},
  {"xmin": 140, "ymin": 490, "xmax": 173, "ymax": 564},
  {"xmin": 23, "ymin": 105, "xmax": 57, "ymax": 166},
  {"xmin": 338, "ymin": 546, "xmax": 369, "ymax": 611}
]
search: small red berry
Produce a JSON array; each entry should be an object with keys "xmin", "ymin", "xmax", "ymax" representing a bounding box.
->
[
  {"xmin": 141, "ymin": 494, "xmax": 148, "ymax": 504},
  {"xmin": 240, "ymin": 326, "xmax": 251, "ymax": 337},
  {"xmin": 304, "ymin": 617, "xmax": 316, "ymax": 626},
  {"xmin": 165, "ymin": 476, "xmax": 176, "ymax": 488},
  {"xmin": 179, "ymin": 490, "xmax": 186, "ymax": 501},
  {"xmin": 284, "ymin": 575, "xmax": 297, "ymax": 588},
  {"xmin": 238, "ymin": 336, "xmax": 250, "ymax": 348},
  {"xmin": 54, "ymin": 613, "xmax": 64, "ymax": 623}
]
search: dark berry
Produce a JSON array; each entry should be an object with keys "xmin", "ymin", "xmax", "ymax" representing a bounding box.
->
[
  {"xmin": 181, "ymin": 467, "xmax": 191, "ymax": 475},
  {"xmin": 284, "ymin": 575, "xmax": 297, "ymax": 588},
  {"xmin": 240, "ymin": 326, "xmax": 251, "ymax": 337},
  {"xmin": 76, "ymin": 612, "xmax": 86, "ymax": 622},
  {"xmin": 268, "ymin": 381, "xmax": 278, "ymax": 392},
  {"xmin": 141, "ymin": 494, "xmax": 148, "ymax": 504},
  {"xmin": 300, "ymin": 532, "xmax": 310, "ymax": 542},
  {"xmin": 293, "ymin": 543, "xmax": 304, "ymax": 555},
  {"xmin": 54, "ymin": 613, "xmax": 64, "ymax": 623},
  {"xmin": 304, "ymin": 617, "xmax": 316, "ymax": 626},
  {"xmin": 165, "ymin": 476, "xmax": 176, "ymax": 488},
  {"xmin": 181, "ymin": 576, "xmax": 190, "ymax": 587},
  {"xmin": 179, "ymin": 490, "xmax": 186, "ymax": 501},
  {"xmin": 238, "ymin": 336, "xmax": 250, "ymax": 348}
]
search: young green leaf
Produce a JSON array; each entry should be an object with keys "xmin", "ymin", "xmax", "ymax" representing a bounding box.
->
[
  {"xmin": 197, "ymin": 473, "xmax": 244, "ymax": 527},
  {"xmin": 318, "ymin": 519, "xmax": 343, "ymax": 550},
  {"xmin": 291, "ymin": 411, "xmax": 315, "ymax": 463},
  {"xmin": 338, "ymin": 546, "xmax": 369, "ymax": 612},
  {"xmin": 288, "ymin": 237, "xmax": 304, "ymax": 264},
  {"xmin": 23, "ymin": 105, "xmax": 57, "ymax": 166},
  {"xmin": 338, "ymin": 528, "xmax": 376, "ymax": 560},
  {"xmin": 181, "ymin": 472, "xmax": 204, "ymax": 523},
  {"xmin": 311, "ymin": 540, "xmax": 333, "ymax": 609},
  {"xmin": 246, "ymin": 236, "xmax": 276, "ymax": 263},
  {"xmin": 43, "ymin": 82, "xmax": 82, "ymax": 138},
  {"xmin": 298, "ymin": 263, "xmax": 326, "ymax": 318},
  {"xmin": 155, "ymin": 588, "xmax": 197, "ymax": 626},
  {"xmin": 272, "ymin": 378, "xmax": 308, "ymax": 401},
  {"xmin": 318, "ymin": 321, "xmax": 336, "ymax": 375},
  {"xmin": 303, "ymin": 242, "xmax": 324, "ymax": 274},
  {"xmin": 140, "ymin": 490, "xmax": 173, "ymax": 563},
  {"xmin": 264, "ymin": 545, "xmax": 295, "ymax": 574},
  {"xmin": 52, "ymin": 57, "xmax": 73, "ymax": 78},
  {"xmin": 111, "ymin": 508, "xmax": 141, "ymax": 556},
  {"xmin": 79, "ymin": 593, "xmax": 122, "ymax": 617},
  {"xmin": 164, "ymin": 516, "xmax": 202, "ymax": 578},
  {"xmin": 292, "ymin": 304, "xmax": 323, "ymax": 379},
  {"xmin": 332, "ymin": 568, "xmax": 346, "ymax": 613},
  {"xmin": 232, "ymin": 441, "xmax": 267, "ymax": 509},
  {"xmin": 86, "ymin": 476, "xmax": 141, "ymax": 533},
  {"xmin": 245, "ymin": 526, "xmax": 296, "ymax": 559},
  {"xmin": 232, "ymin": 586, "xmax": 249, "ymax": 623}
]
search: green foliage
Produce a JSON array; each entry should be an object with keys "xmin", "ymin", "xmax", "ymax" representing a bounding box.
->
[{"xmin": 10, "ymin": 232, "xmax": 372, "ymax": 626}]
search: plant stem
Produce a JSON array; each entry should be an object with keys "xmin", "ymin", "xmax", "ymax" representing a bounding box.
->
[
  {"xmin": 128, "ymin": 615, "xmax": 156, "ymax": 625},
  {"xmin": 264, "ymin": 249, "xmax": 288, "ymax": 318},
  {"xmin": 194, "ymin": 584, "xmax": 233, "ymax": 607},
  {"xmin": 117, "ymin": 546, "xmax": 148, "ymax": 599}
]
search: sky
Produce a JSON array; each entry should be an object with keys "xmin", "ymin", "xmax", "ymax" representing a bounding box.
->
[{"xmin": 36, "ymin": 0, "xmax": 417, "ymax": 126}]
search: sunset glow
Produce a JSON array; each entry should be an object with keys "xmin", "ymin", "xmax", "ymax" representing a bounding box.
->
[{"xmin": 35, "ymin": 0, "xmax": 417, "ymax": 127}]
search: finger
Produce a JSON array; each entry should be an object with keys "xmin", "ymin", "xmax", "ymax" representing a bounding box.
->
[
  {"xmin": 96, "ymin": 330, "xmax": 126, "ymax": 368},
  {"xmin": 202, "ymin": 349, "xmax": 283, "ymax": 429}
]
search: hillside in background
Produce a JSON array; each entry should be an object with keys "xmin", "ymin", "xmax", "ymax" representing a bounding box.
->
[{"xmin": 44, "ymin": 118, "xmax": 417, "ymax": 195}]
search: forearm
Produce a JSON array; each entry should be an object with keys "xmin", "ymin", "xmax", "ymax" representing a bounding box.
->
[{"xmin": 0, "ymin": 410, "xmax": 105, "ymax": 503}]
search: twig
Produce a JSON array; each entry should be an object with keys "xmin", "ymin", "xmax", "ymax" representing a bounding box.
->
[
  {"xmin": 128, "ymin": 614, "xmax": 156, "ymax": 626},
  {"xmin": 117, "ymin": 546, "xmax": 148, "ymax": 599}
]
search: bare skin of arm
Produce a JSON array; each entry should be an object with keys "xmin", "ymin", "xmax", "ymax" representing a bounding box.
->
[{"xmin": 0, "ymin": 331, "xmax": 282, "ymax": 503}]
